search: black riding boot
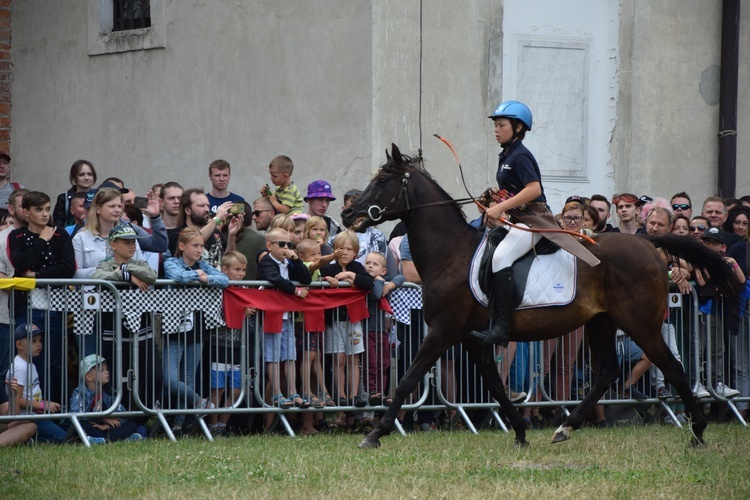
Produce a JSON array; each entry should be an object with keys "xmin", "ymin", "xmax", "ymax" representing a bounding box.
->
[{"xmin": 483, "ymin": 267, "xmax": 514, "ymax": 347}]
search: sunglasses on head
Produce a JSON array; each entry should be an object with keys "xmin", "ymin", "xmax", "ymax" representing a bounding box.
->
[
  {"xmin": 689, "ymin": 225, "xmax": 707, "ymax": 232},
  {"xmin": 672, "ymin": 203, "xmax": 691, "ymax": 211},
  {"xmin": 271, "ymin": 241, "xmax": 293, "ymax": 249}
]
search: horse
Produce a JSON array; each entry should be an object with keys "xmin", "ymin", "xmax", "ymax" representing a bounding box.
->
[{"xmin": 342, "ymin": 144, "xmax": 740, "ymax": 449}]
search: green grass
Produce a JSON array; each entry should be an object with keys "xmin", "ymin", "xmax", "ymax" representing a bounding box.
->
[{"xmin": 1, "ymin": 424, "xmax": 749, "ymax": 499}]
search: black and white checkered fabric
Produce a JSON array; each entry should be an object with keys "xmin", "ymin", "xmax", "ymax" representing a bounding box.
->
[
  {"xmin": 389, "ymin": 287, "xmax": 423, "ymax": 325},
  {"xmin": 31, "ymin": 287, "xmax": 225, "ymax": 336}
]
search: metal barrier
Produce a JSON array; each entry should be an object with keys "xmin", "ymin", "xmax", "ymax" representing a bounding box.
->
[{"xmin": 1, "ymin": 279, "xmax": 747, "ymax": 446}]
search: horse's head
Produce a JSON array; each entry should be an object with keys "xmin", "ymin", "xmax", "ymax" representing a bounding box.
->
[{"xmin": 342, "ymin": 143, "xmax": 416, "ymax": 232}]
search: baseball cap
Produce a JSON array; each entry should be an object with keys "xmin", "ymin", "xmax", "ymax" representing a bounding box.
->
[
  {"xmin": 108, "ymin": 223, "xmax": 139, "ymax": 242},
  {"xmin": 636, "ymin": 195, "xmax": 653, "ymax": 207},
  {"xmin": 80, "ymin": 354, "xmax": 106, "ymax": 376},
  {"xmin": 84, "ymin": 181, "xmax": 131, "ymax": 209},
  {"xmin": 14, "ymin": 323, "xmax": 43, "ymax": 341},
  {"xmin": 0, "ymin": 151, "xmax": 10, "ymax": 162},
  {"xmin": 304, "ymin": 180, "xmax": 336, "ymax": 201},
  {"xmin": 701, "ymin": 226, "xmax": 725, "ymax": 244}
]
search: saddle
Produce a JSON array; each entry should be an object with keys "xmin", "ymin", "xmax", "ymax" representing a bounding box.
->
[{"xmin": 477, "ymin": 227, "xmax": 560, "ymax": 308}]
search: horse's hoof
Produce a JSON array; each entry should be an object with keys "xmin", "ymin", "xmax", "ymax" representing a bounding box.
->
[
  {"xmin": 551, "ymin": 432, "xmax": 569, "ymax": 444},
  {"xmin": 358, "ymin": 437, "xmax": 381, "ymax": 449}
]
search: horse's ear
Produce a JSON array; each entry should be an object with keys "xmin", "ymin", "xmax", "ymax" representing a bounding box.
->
[
  {"xmin": 391, "ymin": 144, "xmax": 402, "ymax": 162},
  {"xmin": 385, "ymin": 148, "xmax": 392, "ymax": 162}
]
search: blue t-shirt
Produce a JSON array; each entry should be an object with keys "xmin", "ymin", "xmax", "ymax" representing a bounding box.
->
[
  {"xmin": 206, "ymin": 192, "xmax": 245, "ymax": 214},
  {"xmin": 496, "ymin": 141, "xmax": 546, "ymax": 203}
]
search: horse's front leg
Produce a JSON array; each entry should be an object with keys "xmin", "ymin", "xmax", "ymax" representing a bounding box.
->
[
  {"xmin": 464, "ymin": 341, "xmax": 528, "ymax": 447},
  {"xmin": 359, "ymin": 329, "xmax": 452, "ymax": 449}
]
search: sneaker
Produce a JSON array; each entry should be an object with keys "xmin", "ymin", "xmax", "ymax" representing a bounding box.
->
[
  {"xmin": 198, "ymin": 398, "xmax": 216, "ymax": 410},
  {"xmin": 656, "ymin": 387, "xmax": 672, "ymax": 400},
  {"xmin": 675, "ymin": 412, "xmax": 688, "ymax": 425},
  {"xmin": 506, "ymin": 387, "xmax": 527, "ymax": 403},
  {"xmin": 662, "ymin": 413, "xmax": 676, "ymax": 426},
  {"xmin": 716, "ymin": 382, "xmax": 740, "ymax": 398},
  {"xmin": 693, "ymin": 384, "xmax": 710, "ymax": 399},
  {"xmin": 88, "ymin": 436, "xmax": 106, "ymax": 445},
  {"xmin": 128, "ymin": 433, "xmax": 144, "ymax": 441}
]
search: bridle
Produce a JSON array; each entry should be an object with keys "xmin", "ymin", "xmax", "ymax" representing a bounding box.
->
[{"xmin": 365, "ymin": 170, "xmax": 475, "ymax": 223}]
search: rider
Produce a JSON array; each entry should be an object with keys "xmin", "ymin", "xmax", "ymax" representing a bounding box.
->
[
  {"xmin": 482, "ymin": 101, "xmax": 544, "ymax": 346},
  {"xmin": 482, "ymin": 101, "xmax": 599, "ymax": 346}
]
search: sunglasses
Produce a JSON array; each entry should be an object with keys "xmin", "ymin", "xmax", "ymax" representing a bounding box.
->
[
  {"xmin": 689, "ymin": 225, "xmax": 707, "ymax": 232},
  {"xmin": 562, "ymin": 215, "xmax": 583, "ymax": 223},
  {"xmin": 672, "ymin": 203, "xmax": 691, "ymax": 211},
  {"xmin": 253, "ymin": 209, "xmax": 272, "ymax": 217},
  {"xmin": 271, "ymin": 241, "xmax": 293, "ymax": 249}
]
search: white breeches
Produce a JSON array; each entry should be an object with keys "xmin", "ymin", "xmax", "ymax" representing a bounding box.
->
[{"xmin": 491, "ymin": 224, "xmax": 541, "ymax": 272}]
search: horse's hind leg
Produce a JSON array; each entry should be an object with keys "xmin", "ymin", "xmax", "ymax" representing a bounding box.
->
[
  {"xmin": 464, "ymin": 342, "xmax": 528, "ymax": 446},
  {"xmin": 553, "ymin": 317, "xmax": 619, "ymax": 443},
  {"xmin": 631, "ymin": 325, "xmax": 708, "ymax": 445},
  {"xmin": 359, "ymin": 328, "xmax": 453, "ymax": 449}
]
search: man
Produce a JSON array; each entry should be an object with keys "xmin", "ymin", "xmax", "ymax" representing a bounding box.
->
[
  {"xmin": 304, "ymin": 180, "xmax": 343, "ymax": 237},
  {"xmin": 159, "ymin": 182, "xmax": 183, "ymax": 230},
  {"xmin": 589, "ymin": 194, "xmax": 617, "ymax": 232},
  {"xmin": 168, "ymin": 188, "xmax": 234, "ymax": 269},
  {"xmin": 251, "ymin": 197, "xmax": 275, "ymax": 232},
  {"xmin": 701, "ymin": 196, "xmax": 727, "ymax": 227},
  {"xmin": 206, "ymin": 160, "xmax": 244, "ymax": 214},
  {"xmin": 0, "ymin": 152, "xmax": 23, "ymax": 210},
  {"xmin": 64, "ymin": 192, "xmax": 88, "ymax": 235},
  {"xmin": 0, "ymin": 188, "xmax": 29, "ymax": 375},
  {"xmin": 612, "ymin": 193, "xmax": 640, "ymax": 234},
  {"xmin": 228, "ymin": 201, "xmax": 266, "ymax": 280},
  {"xmin": 669, "ymin": 191, "xmax": 693, "ymax": 221},
  {"xmin": 645, "ymin": 206, "xmax": 673, "ymax": 236},
  {"xmin": 688, "ymin": 215, "xmax": 709, "ymax": 240}
]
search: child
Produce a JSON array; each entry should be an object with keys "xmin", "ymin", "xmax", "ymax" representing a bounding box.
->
[
  {"xmin": 8, "ymin": 191, "xmax": 75, "ymax": 404},
  {"xmin": 208, "ymin": 251, "xmax": 256, "ymax": 436},
  {"xmin": 294, "ymin": 238, "xmax": 340, "ymax": 434},
  {"xmin": 363, "ymin": 251, "xmax": 404, "ymax": 407},
  {"xmin": 93, "ymin": 223, "xmax": 158, "ymax": 290},
  {"xmin": 163, "ymin": 228, "xmax": 229, "ymax": 434},
  {"xmin": 7, "ymin": 323, "xmax": 66, "ymax": 443},
  {"xmin": 304, "ymin": 215, "xmax": 333, "ymax": 256},
  {"xmin": 261, "ymin": 155, "xmax": 304, "ymax": 215},
  {"xmin": 290, "ymin": 213, "xmax": 309, "ymax": 246},
  {"xmin": 257, "ymin": 228, "xmax": 312, "ymax": 420},
  {"xmin": 0, "ymin": 377, "xmax": 37, "ymax": 447},
  {"xmin": 320, "ymin": 231, "xmax": 374, "ymax": 428},
  {"xmin": 69, "ymin": 354, "xmax": 144, "ymax": 443}
]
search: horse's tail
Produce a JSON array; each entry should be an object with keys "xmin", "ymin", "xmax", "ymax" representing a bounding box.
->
[{"xmin": 646, "ymin": 233, "xmax": 741, "ymax": 303}]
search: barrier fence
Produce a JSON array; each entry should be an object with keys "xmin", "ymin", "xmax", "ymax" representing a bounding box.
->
[{"xmin": 0, "ymin": 279, "xmax": 747, "ymax": 445}]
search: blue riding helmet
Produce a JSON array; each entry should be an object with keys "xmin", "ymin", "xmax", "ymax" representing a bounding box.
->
[{"xmin": 488, "ymin": 100, "xmax": 533, "ymax": 131}]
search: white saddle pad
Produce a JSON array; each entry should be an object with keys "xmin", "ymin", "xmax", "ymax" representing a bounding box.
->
[{"xmin": 469, "ymin": 230, "xmax": 577, "ymax": 309}]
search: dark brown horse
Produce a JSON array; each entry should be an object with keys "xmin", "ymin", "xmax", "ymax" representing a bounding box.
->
[{"xmin": 342, "ymin": 144, "xmax": 739, "ymax": 448}]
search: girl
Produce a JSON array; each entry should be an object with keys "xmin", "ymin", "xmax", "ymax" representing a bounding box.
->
[
  {"xmin": 320, "ymin": 231, "xmax": 374, "ymax": 428},
  {"xmin": 53, "ymin": 159, "xmax": 97, "ymax": 227},
  {"xmin": 305, "ymin": 216, "xmax": 333, "ymax": 256},
  {"xmin": 482, "ymin": 101, "xmax": 598, "ymax": 346},
  {"xmin": 163, "ymin": 228, "xmax": 229, "ymax": 434}
]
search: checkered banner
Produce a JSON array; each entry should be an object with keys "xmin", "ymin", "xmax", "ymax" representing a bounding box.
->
[
  {"xmin": 389, "ymin": 287, "xmax": 423, "ymax": 325},
  {"xmin": 30, "ymin": 287, "xmax": 225, "ymax": 336}
]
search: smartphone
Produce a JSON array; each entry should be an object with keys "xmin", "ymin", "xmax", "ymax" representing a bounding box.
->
[
  {"xmin": 133, "ymin": 196, "xmax": 149, "ymax": 209},
  {"xmin": 230, "ymin": 202, "xmax": 245, "ymax": 215}
]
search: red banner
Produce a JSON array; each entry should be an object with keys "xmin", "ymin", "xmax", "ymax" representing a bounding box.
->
[{"xmin": 223, "ymin": 287, "xmax": 370, "ymax": 333}]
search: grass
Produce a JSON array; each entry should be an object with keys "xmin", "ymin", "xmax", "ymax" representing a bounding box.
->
[{"xmin": 1, "ymin": 423, "xmax": 749, "ymax": 499}]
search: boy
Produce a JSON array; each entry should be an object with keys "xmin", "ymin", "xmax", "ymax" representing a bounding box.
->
[
  {"xmin": 257, "ymin": 228, "xmax": 312, "ymax": 420},
  {"xmin": 363, "ymin": 251, "xmax": 404, "ymax": 408},
  {"xmin": 8, "ymin": 191, "xmax": 76, "ymax": 403},
  {"xmin": 7, "ymin": 323, "xmax": 66, "ymax": 443},
  {"xmin": 208, "ymin": 251, "xmax": 256, "ymax": 436},
  {"xmin": 0, "ymin": 376, "xmax": 37, "ymax": 447},
  {"xmin": 92, "ymin": 223, "xmax": 158, "ymax": 290},
  {"xmin": 320, "ymin": 231, "xmax": 374, "ymax": 430},
  {"xmin": 261, "ymin": 155, "xmax": 304, "ymax": 215},
  {"xmin": 69, "ymin": 354, "xmax": 144, "ymax": 443}
]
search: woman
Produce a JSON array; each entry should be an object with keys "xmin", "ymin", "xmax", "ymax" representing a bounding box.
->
[
  {"xmin": 671, "ymin": 215, "xmax": 690, "ymax": 236},
  {"xmin": 482, "ymin": 101, "xmax": 598, "ymax": 345},
  {"xmin": 723, "ymin": 206, "xmax": 750, "ymax": 240},
  {"xmin": 53, "ymin": 160, "xmax": 97, "ymax": 227}
]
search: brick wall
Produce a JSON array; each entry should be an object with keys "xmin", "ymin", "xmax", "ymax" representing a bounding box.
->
[{"xmin": 0, "ymin": 0, "xmax": 10, "ymax": 153}]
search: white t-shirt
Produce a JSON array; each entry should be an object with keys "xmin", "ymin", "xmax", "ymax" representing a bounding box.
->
[{"xmin": 8, "ymin": 355, "xmax": 42, "ymax": 413}]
